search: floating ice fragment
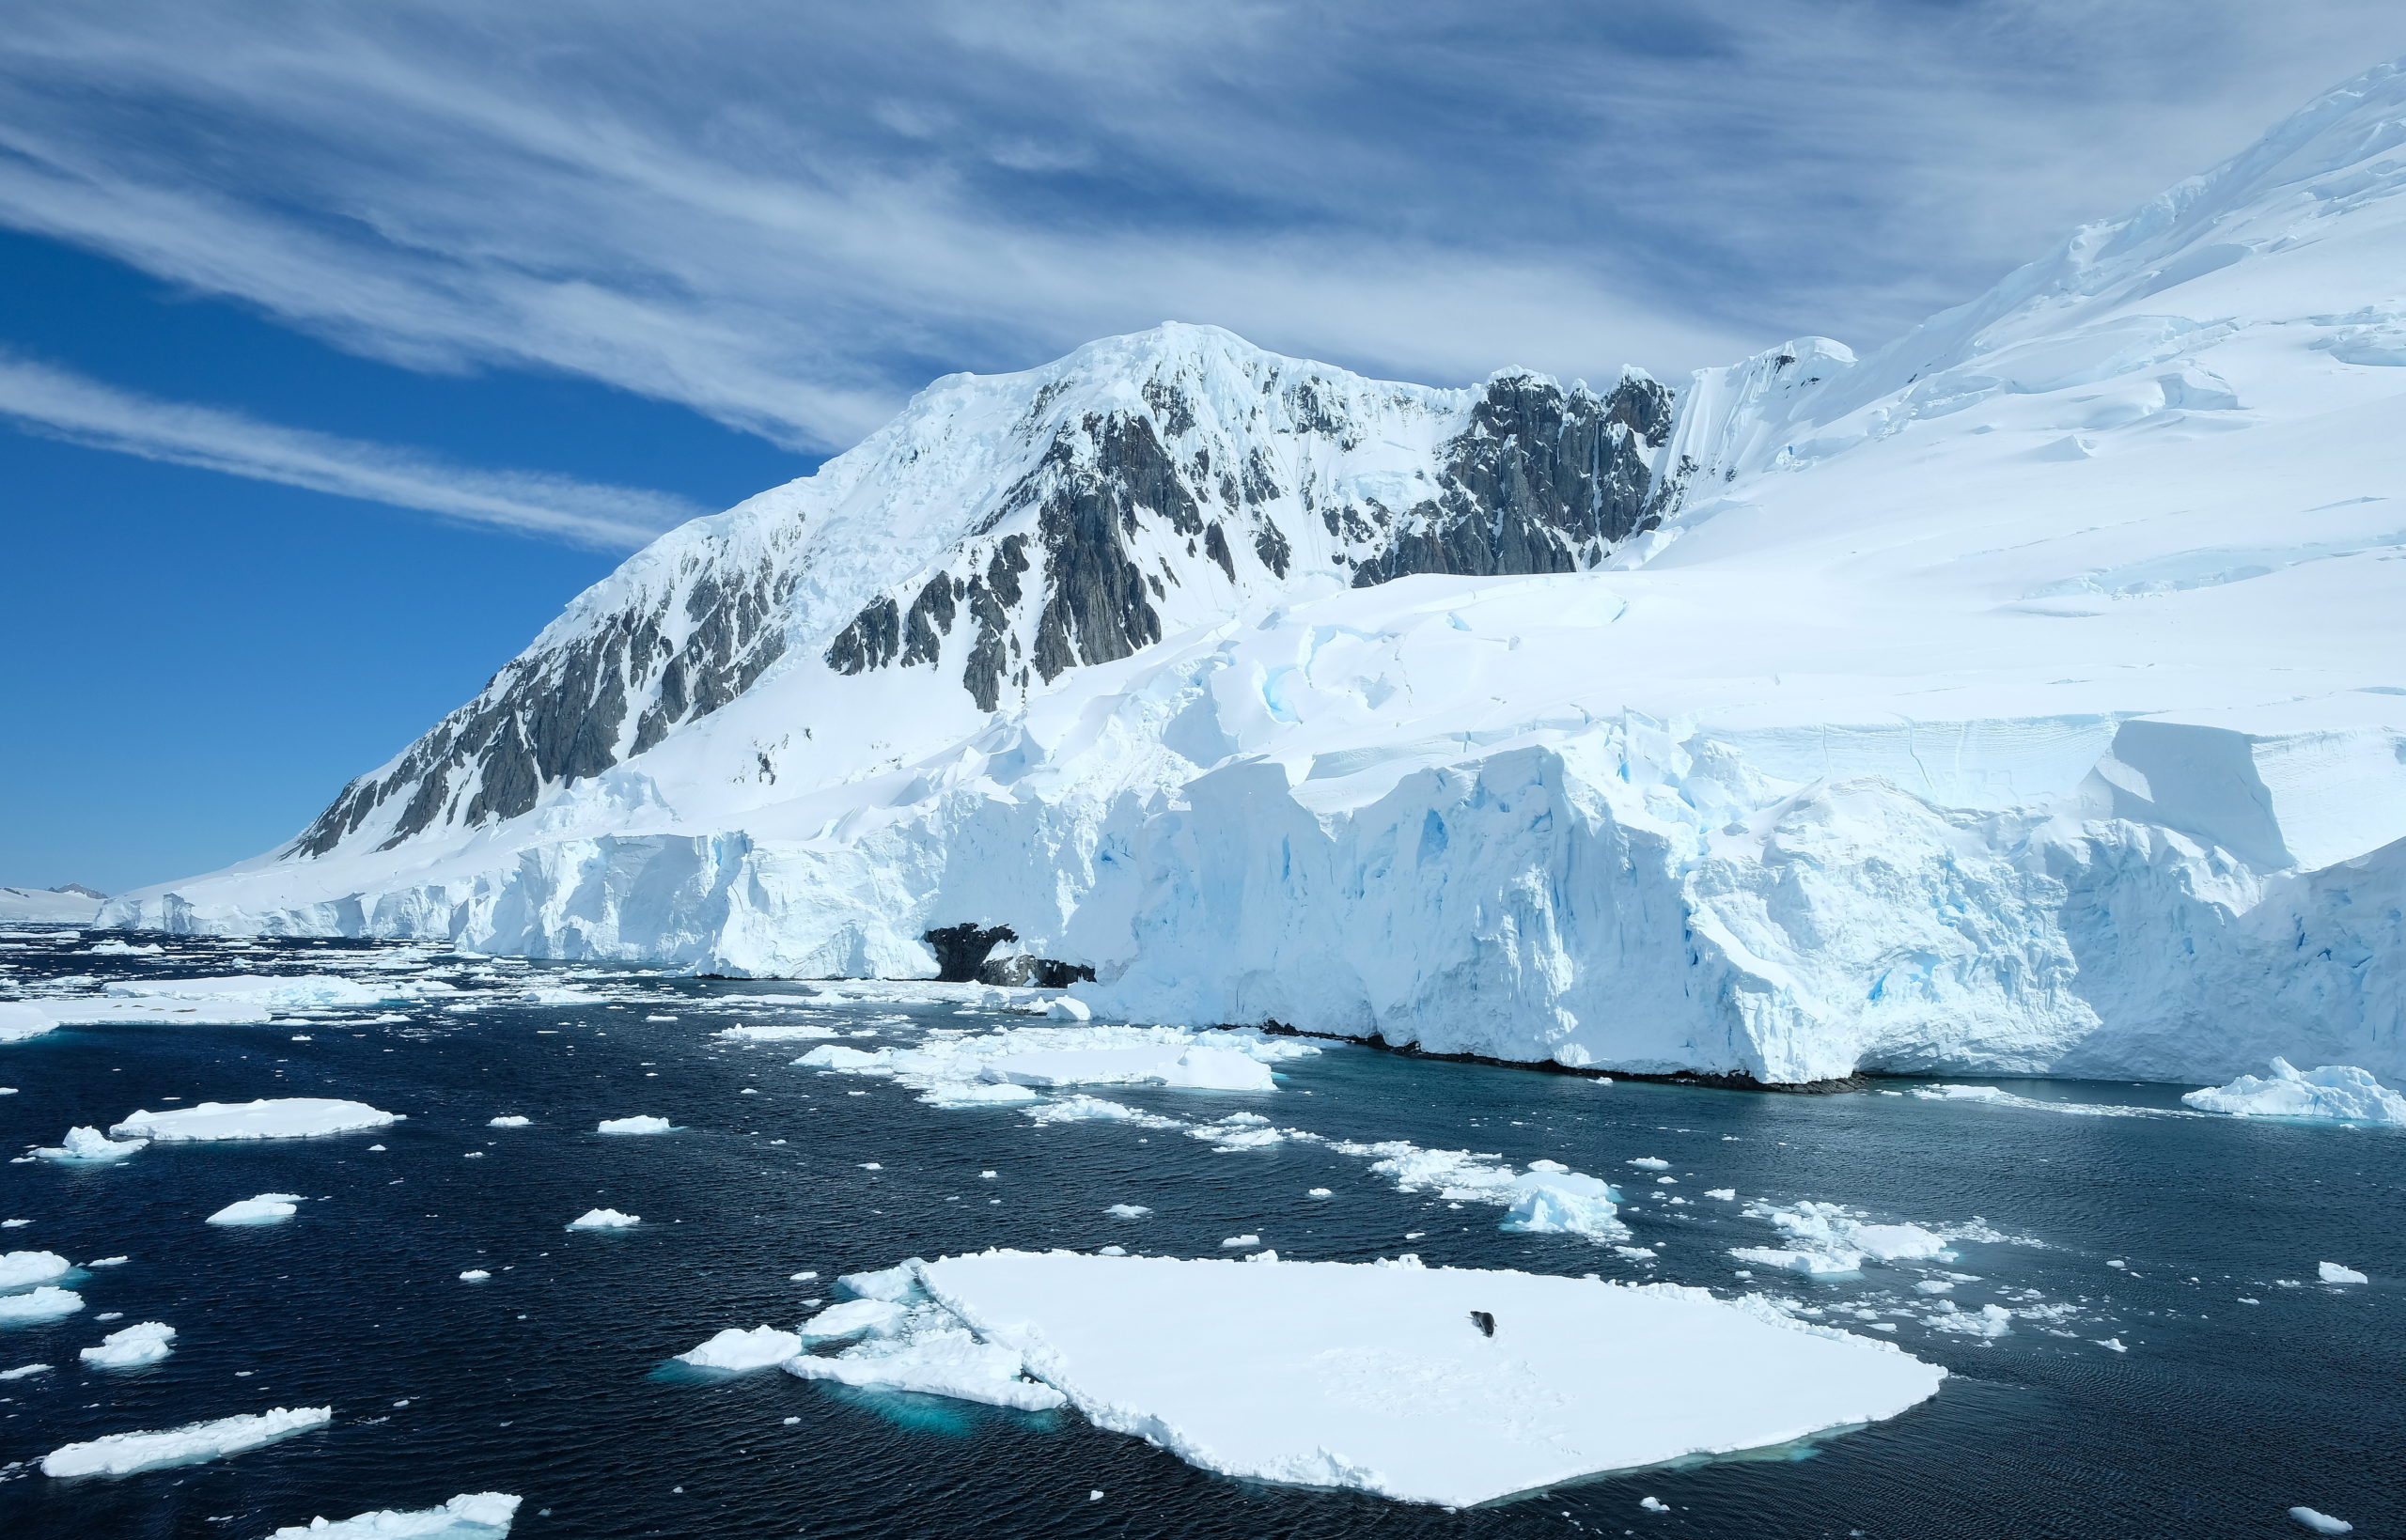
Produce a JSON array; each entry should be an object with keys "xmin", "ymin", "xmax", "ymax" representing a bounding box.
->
[
  {"xmin": 0, "ymin": 1361, "xmax": 51, "ymax": 1378},
  {"xmin": 1046, "ymin": 998, "xmax": 1093, "ymax": 1022},
  {"xmin": 1221, "ymin": 1235, "xmax": 1262, "ymax": 1249},
  {"xmin": 113, "ymin": 1098, "xmax": 399, "ymax": 1142},
  {"xmin": 2318, "ymin": 1262, "xmax": 2368, "ymax": 1283},
  {"xmin": 1307, "ymin": 1188, "xmax": 1333, "ymax": 1198},
  {"xmin": 799, "ymin": 1299, "xmax": 909, "ymax": 1343},
  {"xmin": 263, "ymin": 1491, "xmax": 521, "ymax": 1539},
  {"xmin": 2184, "ymin": 1060, "xmax": 2406, "ymax": 1123},
  {"xmin": 595, "ymin": 1115, "xmax": 675, "ymax": 1135},
  {"xmin": 2095, "ymin": 1337, "xmax": 2127, "ymax": 1352},
  {"xmin": 80, "ymin": 1321, "xmax": 174, "ymax": 1367},
  {"xmin": 2289, "ymin": 1506, "xmax": 2354, "ymax": 1535},
  {"xmin": 488, "ymin": 1116, "xmax": 531, "ymax": 1128},
  {"xmin": 40, "ymin": 1406, "xmax": 332, "ymax": 1477},
  {"xmin": 1641, "ymin": 1496, "xmax": 1669, "ymax": 1513},
  {"xmin": 207, "ymin": 1193, "xmax": 304, "ymax": 1225},
  {"xmin": 677, "ymin": 1325, "xmax": 804, "ymax": 1372},
  {"xmin": 0, "ymin": 1286, "xmax": 82, "ymax": 1323},
  {"xmin": 34, "ymin": 1126, "xmax": 150, "ymax": 1164},
  {"xmin": 0, "ymin": 1003, "xmax": 56, "ymax": 1043},
  {"xmin": 460, "ymin": 1270, "xmax": 491, "ymax": 1282},
  {"xmin": 0, "ymin": 1250, "xmax": 73, "ymax": 1290},
  {"xmin": 567, "ymin": 1208, "xmax": 640, "ymax": 1229},
  {"xmin": 1500, "ymin": 1169, "xmax": 1626, "ymax": 1240},
  {"xmin": 1106, "ymin": 1205, "xmax": 1152, "ymax": 1219},
  {"xmin": 1625, "ymin": 1158, "xmax": 1670, "ymax": 1171},
  {"xmin": 1704, "ymin": 1190, "xmax": 1737, "ymax": 1201}
]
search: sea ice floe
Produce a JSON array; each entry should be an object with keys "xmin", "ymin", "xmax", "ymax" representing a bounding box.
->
[
  {"xmin": 0, "ymin": 1361, "xmax": 51, "ymax": 1378},
  {"xmin": 853, "ymin": 1249, "xmax": 1950, "ymax": 1505},
  {"xmin": 676, "ymin": 1325, "xmax": 804, "ymax": 1371},
  {"xmin": 1912, "ymin": 1084, "xmax": 2190, "ymax": 1118},
  {"xmin": 2289, "ymin": 1506, "xmax": 2354, "ymax": 1535},
  {"xmin": 715, "ymin": 1023, "xmax": 840, "ymax": 1042},
  {"xmin": 113, "ymin": 1098, "xmax": 401, "ymax": 1142},
  {"xmin": 80, "ymin": 1321, "xmax": 175, "ymax": 1367},
  {"xmin": 567, "ymin": 1208, "xmax": 640, "ymax": 1229},
  {"xmin": 104, "ymin": 974, "xmax": 392, "ymax": 1008},
  {"xmin": 1728, "ymin": 1200, "xmax": 1966, "ymax": 1276},
  {"xmin": 793, "ymin": 1045, "xmax": 894, "ymax": 1072},
  {"xmin": 1105, "ymin": 1205, "xmax": 1152, "ymax": 1219},
  {"xmin": 21, "ymin": 997, "xmax": 274, "ymax": 1027},
  {"xmin": 263, "ymin": 1491, "xmax": 521, "ymax": 1539},
  {"xmin": 31, "ymin": 1126, "xmax": 150, "ymax": 1159},
  {"xmin": 40, "ymin": 1406, "xmax": 333, "ymax": 1477},
  {"xmin": 207, "ymin": 1193, "xmax": 305, "ymax": 1225},
  {"xmin": 2318, "ymin": 1261, "xmax": 2368, "ymax": 1283},
  {"xmin": 595, "ymin": 1115, "xmax": 676, "ymax": 1135},
  {"xmin": 460, "ymin": 1269, "xmax": 492, "ymax": 1282},
  {"xmin": 0, "ymin": 1002, "xmax": 56, "ymax": 1043},
  {"xmin": 0, "ymin": 1250, "xmax": 73, "ymax": 1290},
  {"xmin": 1626, "ymin": 1158, "xmax": 1671, "ymax": 1171},
  {"xmin": 487, "ymin": 1115, "xmax": 531, "ymax": 1128},
  {"xmin": 1499, "ymin": 1166, "xmax": 1627, "ymax": 1240},
  {"xmin": 1023, "ymin": 1096, "xmax": 1181, "ymax": 1127},
  {"xmin": 2183, "ymin": 1059, "xmax": 2406, "ymax": 1123},
  {"xmin": 797, "ymin": 1299, "xmax": 908, "ymax": 1343},
  {"xmin": 0, "ymin": 1287, "xmax": 81, "ymax": 1323}
]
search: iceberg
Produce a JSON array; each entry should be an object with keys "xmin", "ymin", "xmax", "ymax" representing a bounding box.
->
[
  {"xmin": 2182, "ymin": 1060, "xmax": 2406, "ymax": 1123},
  {"xmin": 264, "ymin": 1492, "xmax": 521, "ymax": 1540},
  {"xmin": 0, "ymin": 1250, "xmax": 74, "ymax": 1290},
  {"xmin": 595, "ymin": 1115, "xmax": 675, "ymax": 1135},
  {"xmin": 80, "ymin": 1321, "xmax": 176, "ymax": 1367},
  {"xmin": 113, "ymin": 1098, "xmax": 400, "ymax": 1141},
  {"xmin": 567, "ymin": 1207, "xmax": 640, "ymax": 1229},
  {"xmin": 207, "ymin": 1193, "xmax": 305, "ymax": 1225},
  {"xmin": 34, "ymin": 1126, "xmax": 148, "ymax": 1163},
  {"xmin": 675, "ymin": 1325, "xmax": 803, "ymax": 1371},
  {"xmin": 899, "ymin": 1249, "xmax": 1944, "ymax": 1505},
  {"xmin": 0, "ymin": 1287, "xmax": 83, "ymax": 1323},
  {"xmin": 2318, "ymin": 1262, "xmax": 2368, "ymax": 1284},
  {"xmin": 40, "ymin": 1406, "xmax": 333, "ymax": 1477}
]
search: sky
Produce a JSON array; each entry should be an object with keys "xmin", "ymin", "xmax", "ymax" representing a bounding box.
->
[{"xmin": 5, "ymin": 0, "xmax": 2405, "ymax": 893}]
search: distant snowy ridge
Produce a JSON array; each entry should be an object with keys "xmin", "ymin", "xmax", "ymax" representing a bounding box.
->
[
  {"xmin": 108, "ymin": 60, "xmax": 2406, "ymax": 1085},
  {"xmin": 0, "ymin": 885, "xmax": 103, "ymax": 924}
]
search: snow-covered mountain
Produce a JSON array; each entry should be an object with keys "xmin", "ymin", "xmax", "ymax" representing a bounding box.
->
[
  {"xmin": 111, "ymin": 60, "xmax": 2406, "ymax": 1085},
  {"xmin": 0, "ymin": 884, "xmax": 105, "ymax": 924}
]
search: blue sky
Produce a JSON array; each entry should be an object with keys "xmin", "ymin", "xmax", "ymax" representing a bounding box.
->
[{"xmin": 5, "ymin": 1, "xmax": 2403, "ymax": 893}]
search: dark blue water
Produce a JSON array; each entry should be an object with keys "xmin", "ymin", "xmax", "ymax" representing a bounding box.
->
[{"xmin": 1, "ymin": 931, "xmax": 2399, "ymax": 1538}]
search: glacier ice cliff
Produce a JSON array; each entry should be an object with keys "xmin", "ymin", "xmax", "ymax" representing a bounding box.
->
[{"xmin": 108, "ymin": 61, "xmax": 2406, "ymax": 1085}]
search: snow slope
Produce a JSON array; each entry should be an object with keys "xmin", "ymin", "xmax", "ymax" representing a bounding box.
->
[
  {"xmin": 108, "ymin": 61, "xmax": 2406, "ymax": 1084},
  {"xmin": 0, "ymin": 885, "xmax": 102, "ymax": 924}
]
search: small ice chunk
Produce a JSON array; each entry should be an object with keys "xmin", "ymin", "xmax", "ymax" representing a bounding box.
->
[
  {"xmin": 80, "ymin": 1321, "xmax": 175, "ymax": 1367},
  {"xmin": 794, "ymin": 1045, "xmax": 892, "ymax": 1071},
  {"xmin": 785, "ymin": 1304, "xmax": 1065, "ymax": 1410},
  {"xmin": 1500, "ymin": 1170, "xmax": 1627, "ymax": 1240},
  {"xmin": 2184, "ymin": 1060, "xmax": 2406, "ymax": 1123},
  {"xmin": 596, "ymin": 1114, "xmax": 676, "ymax": 1135},
  {"xmin": 1641, "ymin": 1496, "xmax": 1669, "ymax": 1512},
  {"xmin": 2289, "ymin": 1506, "xmax": 2354, "ymax": 1535},
  {"xmin": 113, "ymin": 1098, "xmax": 399, "ymax": 1142},
  {"xmin": 0, "ymin": 1362, "xmax": 52, "ymax": 1378},
  {"xmin": 40, "ymin": 1406, "xmax": 332, "ymax": 1477},
  {"xmin": 0, "ymin": 1287, "xmax": 84, "ymax": 1323},
  {"xmin": 1221, "ymin": 1235, "xmax": 1262, "ymax": 1249},
  {"xmin": 715, "ymin": 1023, "xmax": 839, "ymax": 1042},
  {"xmin": 206, "ymin": 1193, "xmax": 305, "ymax": 1226},
  {"xmin": 566, "ymin": 1208, "xmax": 640, "ymax": 1229},
  {"xmin": 1704, "ymin": 1190, "xmax": 1737, "ymax": 1201},
  {"xmin": 798, "ymin": 1299, "xmax": 908, "ymax": 1343},
  {"xmin": 1307, "ymin": 1188, "xmax": 1333, "ymax": 1198},
  {"xmin": 488, "ymin": 1115, "xmax": 531, "ymax": 1128},
  {"xmin": 460, "ymin": 1269, "xmax": 492, "ymax": 1282},
  {"xmin": 2095, "ymin": 1337, "xmax": 2128, "ymax": 1352},
  {"xmin": 1914, "ymin": 1280, "xmax": 1956, "ymax": 1295},
  {"xmin": 1625, "ymin": 1158, "xmax": 1671, "ymax": 1171},
  {"xmin": 35, "ymin": 1126, "xmax": 148, "ymax": 1163},
  {"xmin": 677, "ymin": 1325, "xmax": 804, "ymax": 1371},
  {"xmin": 789, "ymin": 1270, "xmax": 820, "ymax": 1282},
  {"xmin": 1106, "ymin": 1205, "xmax": 1152, "ymax": 1219},
  {"xmin": 1046, "ymin": 998, "xmax": 1093, "ymax": 1022},
  {"xmin": 263, "ymin": 1492, "xmax": 521, "ymax": 1539},
  {"xmin": 0, "ymin": 1250, "xmax": 73, "ymax": 1289},
  {"xmin": 2318, "ymin": 1262, "xmax": 2368, "ymax": 1284}
]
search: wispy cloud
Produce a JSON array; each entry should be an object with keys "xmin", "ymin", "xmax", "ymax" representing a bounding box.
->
[
  {"xmin": 0, "ymin": 350, "xmax": 701, "ymax": 548},
  {"xmin": 0, "ymin": 2, "xmax": 2399, "ymax": 451}
]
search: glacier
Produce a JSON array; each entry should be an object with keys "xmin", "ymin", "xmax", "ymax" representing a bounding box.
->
[{"xmin": 102, "ymin": 60, "xmax": 2406, "ymax": 1086}]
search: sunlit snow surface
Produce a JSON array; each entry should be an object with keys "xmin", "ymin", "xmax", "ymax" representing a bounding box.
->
[{"xmin": 879, "ymin": 1250, "xmax": 1945, "ymax": 1505}]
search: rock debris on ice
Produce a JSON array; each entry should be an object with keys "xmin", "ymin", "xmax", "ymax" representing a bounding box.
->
[
  {"xmin": 2183, "ymin": 1060, "xmax": 2406, "ymax": 1123},
  {"xmin": 113, "ymin": 1098, "xmax": 400, "ymax": 1142},
  {"xmin": 40, "ymin": 1406, "xmax": 332, "ymax": 1477},
  {"xmin": 263, "ymin": 1491, "xmax": 522, "ymax": 1539},
  {"xmin": 207, "ymin": 1193, "xmax": 305, "ymax": 1225},
  {"xmin": 80, "ymin": 1321, "xmax": 175, "ymax": 1367}
]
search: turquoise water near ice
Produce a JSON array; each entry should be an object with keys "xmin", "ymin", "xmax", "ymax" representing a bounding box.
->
[{"xmin": 1, "ymin": 931, "xmax": 2398, "ymax": 1538}]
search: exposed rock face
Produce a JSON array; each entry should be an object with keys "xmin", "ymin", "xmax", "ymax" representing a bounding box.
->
[{"xmin": 923, "ymin": 923, "xmax": 1017, "ymax": 983}]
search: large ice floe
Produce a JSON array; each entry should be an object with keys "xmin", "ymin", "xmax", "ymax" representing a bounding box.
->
[
  {"xmin": 0, "ymin": 1003, "xmax": 56, "ymax": 1043},
  {"xmin": 40, "ymin": 1406, "xmax": 332, "ymax": 1477},
  {"xmin": 100, "ymin": 59, "xmax": 2406, "ymax": 1088},
  {"xmin": 2181, "ymin": 1059, "xmax": 2406, "ymax": 1123},
  {"xmin": 0, "ymin": 1250, "xmax": 74, "ymax": 1290},
  {"xmin": 786, "ymin": 1251, "xmax": 1942, "ymax": 1504},
  {"xmin": 263, "ymin": 1492, "xmax": 522, "ymax": 1539},
  {"xmin": 113, "ymin": 1098, "xmax": 400, "ymax": 1141}
]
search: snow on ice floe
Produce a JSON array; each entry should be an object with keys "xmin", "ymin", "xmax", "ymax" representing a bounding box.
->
[
  {"xmin": 568, "ymin": 1208, "xmax": 640, "ymax": 1229},
  {"xmin": 0, "ymin": 1287, "xmax": 83, "ymax": 1323},
  {"xmin": 789, "ymin": 1250, "xmax": 1943, "ymax": 1505},
  {"xmin": 34, "ymin": 1126, "xmax": 148, "ymax": 1163},
  {"xmin": 807, "ymin": 1023, "xmax": 1313, "ymax": 1109},
  {"xmin": 207, "ymin": 1193, "xmax": 304, "ymax": 1225},
  {"xmin": 80, "ymin": 1321, "xmax": 175, "ymax": 1367},
  {"xmin": 0, "ymin": 1250, "xmax": 74, "ymax": 1290},
  {"xmin": 40, "ymin": 1406, "xmax": 332, "ymax": 1477},
  {"xmin": 982, "ymin": 1044, "xmax": 1275, "ymax": 1092},
  {"xmin": 798, "ymin": 1299, "xmax": 909, "ymax": 1343},
  {"xmin": 675, "ymin": 1325, "xmax": 803, "ymax": 1371},
  {"xmin": 264, "ymin": 1492, "xmax": 522, "ymax": 1540},
  {"xmin": 2317, "ymin": 1262, "xmax": 2368, "ymax": 1283},
  {"xmin": 2182, "ymin": 1059, "xmax": 2406, "ymax": 1123},
  {"xmin": 113, "ymin": 1098, "xmax": 400, "ymax": 1142},
  {"xmin": 595, "ymin": 1115, "xmax": 676, "ymax": 1135},
  {"xmin": 0, "ymin": 1002, "xmax": 55, "ymax": 1042},
  {"xmin": 12, "ymin": 996, "xmax": 275, "ymax": 1027}
]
